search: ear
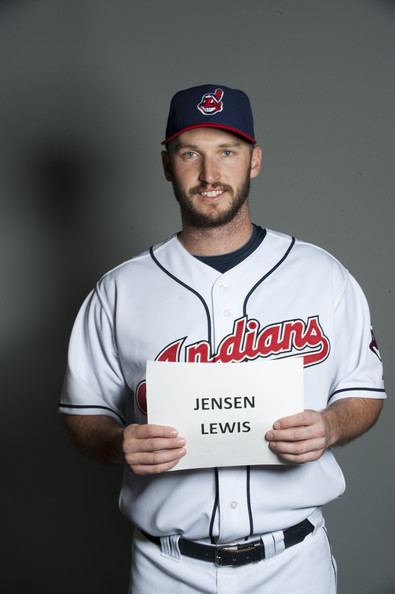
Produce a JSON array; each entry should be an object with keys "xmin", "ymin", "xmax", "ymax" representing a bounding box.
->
[
  {"xmin": 250, "ymin": 145, "xmax": 263, "ymax": 179},
  {"xmin": 161, "ymin": 150, "xmax": 173, "ymax": 182}
]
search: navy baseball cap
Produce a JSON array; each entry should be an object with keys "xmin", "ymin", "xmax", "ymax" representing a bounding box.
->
[{"xmin": 162, "ymin": 84, "xmax": 256, "ymax": 145}]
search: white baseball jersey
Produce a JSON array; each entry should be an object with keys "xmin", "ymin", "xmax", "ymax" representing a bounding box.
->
[{"xmin": 60, "ymin": 229, "xmax": 385, "ymax": 543}]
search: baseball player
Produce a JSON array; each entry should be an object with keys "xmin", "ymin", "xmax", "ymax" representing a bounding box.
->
[{"xmin": 60, "ymin": 84, "xmax": 385, "ymax": 594}]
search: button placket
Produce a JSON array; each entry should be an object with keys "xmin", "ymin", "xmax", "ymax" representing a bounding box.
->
[
  {"xmin": 210, "ymin": 278, "xmax": 252, "ymax": 540},
  {"xmin": 211, "ymin": 279, "xmax": 236, "ymax": 348},
  {"xmin": 216, "ymin": 469, "xmax": 251, "ymax": 541}
]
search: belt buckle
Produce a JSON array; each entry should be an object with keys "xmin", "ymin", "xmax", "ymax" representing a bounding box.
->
[{"xmin": 214, "ymin": 540, "xmax": 263, "ymax": 567}]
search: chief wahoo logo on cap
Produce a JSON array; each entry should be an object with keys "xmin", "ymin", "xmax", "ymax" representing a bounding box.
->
[{"xmin": 197, "ymin": 88, "xmax": 224, "ymax": 116}]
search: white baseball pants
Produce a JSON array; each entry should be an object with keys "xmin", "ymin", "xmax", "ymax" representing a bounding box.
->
[{"xmin": 128, "ymin": 512, "xmax": 337, "ymax": 594}]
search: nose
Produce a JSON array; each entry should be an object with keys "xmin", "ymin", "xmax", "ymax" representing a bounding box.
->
[{"xmin": 199, "ymin": 156, "xmax": 220, "ymax": 185}]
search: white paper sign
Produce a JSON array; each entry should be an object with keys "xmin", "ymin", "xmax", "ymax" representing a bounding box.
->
[{"xmin": 146, "ymin": 358, "xmax": 304, "ymax": 471}]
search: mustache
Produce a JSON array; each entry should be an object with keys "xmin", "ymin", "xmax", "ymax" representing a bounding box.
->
[{"xmin": 191, "ymin": 183, "xmax": 233, "ymax": 195}]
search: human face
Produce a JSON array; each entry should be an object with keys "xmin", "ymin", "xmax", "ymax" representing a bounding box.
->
[{"xmin": 162, "ymin": 128, "xmax": 262, "ymax": 229}]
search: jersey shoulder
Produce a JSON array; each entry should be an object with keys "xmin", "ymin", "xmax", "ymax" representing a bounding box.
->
[
  {"xmin": 101, "ymin": 235, "xmax": 175, "ymax": 278},
  {"xmin": 94, "ymin": 235, "xmax": 176, "ymax": 301},
  {"xmin": 294, "ymin": 235, "xmax": 346, "ymax": 267},
  {"xmin": 266, "ymin": 228, "xmax": 344, "ymax": 263},
  {"xmin": 266, "ymin": 228, "xmax": 351, "ymax": 293}
]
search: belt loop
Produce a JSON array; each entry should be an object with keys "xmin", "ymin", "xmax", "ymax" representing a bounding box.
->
[
  {"xmin": 260, "ymin": 533, "xmax": 275, "ymax": 559},
  {"xmin": 309, "ymin": 508, "xmax": 324, "ymax": 535},
  {"xmin": 272, "ymin": 530, "xmax": 285, "ymax": 555},
  {"xmin": 160, "ymin": 535, "xmax": 182, "ymax": 561},
  {"xmin": 261, "ymin": 530, "xmax": 285, "ymax": 559}
]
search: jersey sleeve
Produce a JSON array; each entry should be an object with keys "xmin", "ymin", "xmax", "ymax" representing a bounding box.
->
[
  {"xmin": 328, "ymin": 268, "xmax": 386, "ymax": 404},
  {"xmin": 59, "ymin": 285, "xmax": 128, "ymax": 424}
]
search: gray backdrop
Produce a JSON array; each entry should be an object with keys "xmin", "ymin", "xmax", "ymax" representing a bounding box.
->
[{"xmin": 1, "ymin": 1, "xmax": 394, "ymax": 592}]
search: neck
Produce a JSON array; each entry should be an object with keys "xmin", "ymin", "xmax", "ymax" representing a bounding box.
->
[{"xmin": 178, "ymin": 204, "xmax": 253, "ymax": 256}]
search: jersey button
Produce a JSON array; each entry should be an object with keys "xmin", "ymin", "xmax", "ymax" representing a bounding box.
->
[
  {"xmin": 230, "ymin": 501, "xmax": 238, "ymax": 509},
  {"xmin": 224, "ymin": 309, "xmax": 231, "ymax": 317}
]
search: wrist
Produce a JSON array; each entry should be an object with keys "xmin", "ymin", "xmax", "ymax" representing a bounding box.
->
[
  {"xmin": 322, "ymin": 407, "xmax": 341, "ymax": 448},
  {"xmin": 110, "ymin": 424, "xmax": 125, "ymax": 464}
]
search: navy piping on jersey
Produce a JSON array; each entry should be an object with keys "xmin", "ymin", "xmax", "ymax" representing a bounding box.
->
[
  {"xmin": 59, "ymin": 403, "xmax": 126, "ymax": 425},
  {"xmin": 328, "ymin": 386, "xmax": 385, "ymax": 403},
  {"xmin": 149, "ymin": 246, "xmax": 212, "ymax": 348},
  {"xmin": 243, "ymin": 236, "xmax": 296, "ymax": 316},
  {"xmin": 246, "ymin": 466, "xmax": 254, "ymax": 537},
  {"xmin": 209, "ymin": 468, "xmax": 220, "ymax": 543},
  {"xmin": 150, "ymin": 245, "xmax": 220, "ymax": 539},
  {"xmin": 241, "ymin": 235, "xmax": 295, "ymax": 534}
]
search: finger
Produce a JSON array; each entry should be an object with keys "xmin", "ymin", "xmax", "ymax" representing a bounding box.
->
[
  {"xmin": 269, "ymin": 437, "xmax": 325, "ymax": 457},
  {"xmin": 266, "ymin": 425, "xmax": 323, "ymax": 443},
  {"xmin": 132, "ymin": 457, "xmax": 184, "ymax": 475},
  {"xmin": 126, "ymin": 446, "xmax": 186, "ymax": 467},
  {"xmin": 125, "ymin": 436, "xmax": 186, "ymax": 454},
  {"xmin": 132, "ymin": 424, "xmax": 179, "ymax": 439},
  {"xmin": 272, "ymin": 410, "xmax": 318, "ymax": 430},
  {"xmin": 270, "ymin": 448, "xmax": 325, "ymax": 464}
]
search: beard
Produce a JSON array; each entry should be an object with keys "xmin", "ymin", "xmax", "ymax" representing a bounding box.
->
[{"xmin": 172, "ymin": 174, "xmax": 251, "ymax": 229}]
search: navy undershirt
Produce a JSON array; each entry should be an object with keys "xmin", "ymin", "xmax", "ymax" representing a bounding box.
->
[{"xmin": 194, "ymin": 225, "xmax": 266, "ymax": 273}]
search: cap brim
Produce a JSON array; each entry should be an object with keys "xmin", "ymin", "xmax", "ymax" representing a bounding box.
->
[{"xmin": 162, "ymin": 123, "xmax": 256, "ymax": 145}]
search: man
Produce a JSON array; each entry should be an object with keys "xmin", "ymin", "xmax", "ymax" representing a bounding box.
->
[{"xmin": 60, "ymin": 84, "xmax": 385, "ymax": 594}]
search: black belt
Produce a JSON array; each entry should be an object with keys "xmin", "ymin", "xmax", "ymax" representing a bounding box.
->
[{"xmin": 141, "ymin": 518, "xmax": 314, "ymax": 567}]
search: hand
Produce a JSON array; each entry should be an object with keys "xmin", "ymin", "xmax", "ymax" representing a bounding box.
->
[
  {"xmin": 265, "ymin": 410, "xmax": 334, "ymax": 463},
  {"xmin": 123, "ymin": 424, "xmax": 186, "ymax": 475}
]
